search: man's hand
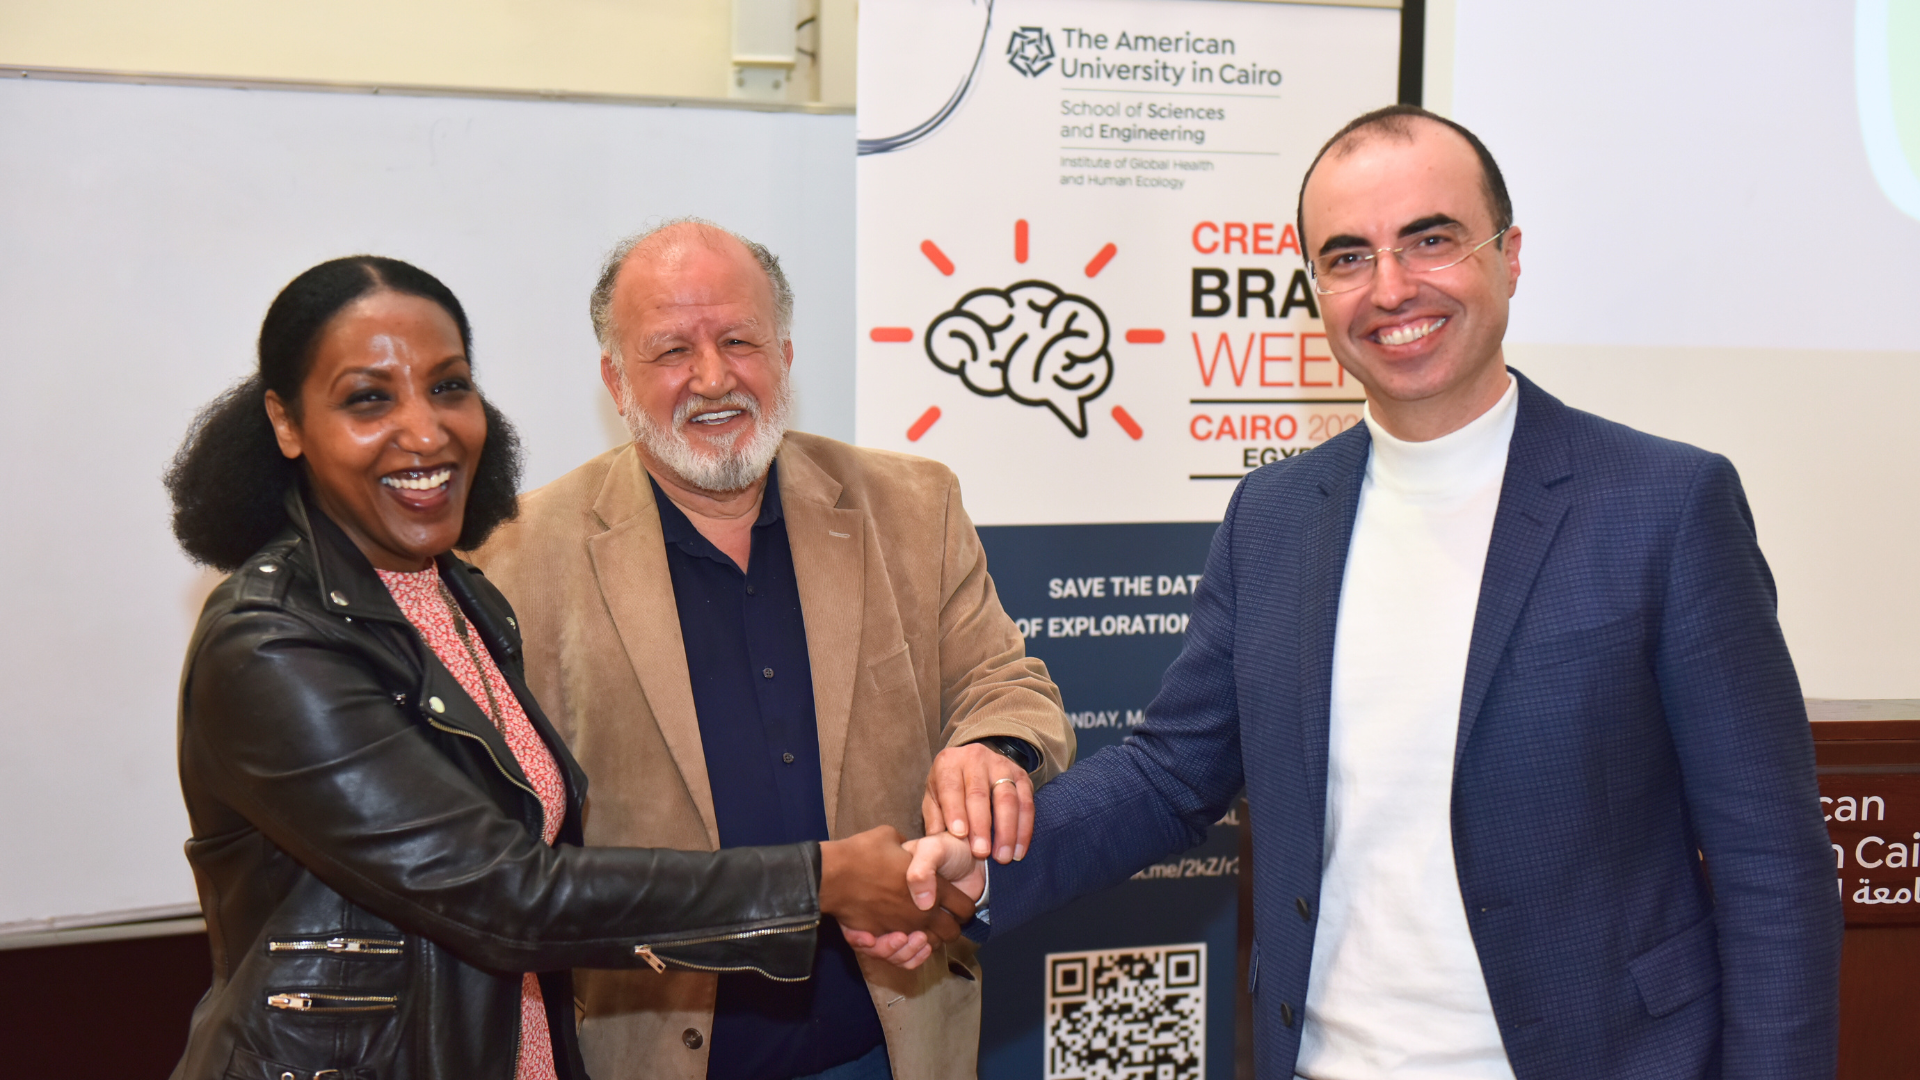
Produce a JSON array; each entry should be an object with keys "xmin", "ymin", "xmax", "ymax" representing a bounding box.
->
[
  {"xmin": 819, "ymin": 825, "xmax": 975, "ymax": 964},
  {"xmin": 922, "ymin": 742, "xmax": 1034, "ymax": 864},
  {"xmin": 842, "ymin": 832, "xmax": 984, "ymax": 969}
]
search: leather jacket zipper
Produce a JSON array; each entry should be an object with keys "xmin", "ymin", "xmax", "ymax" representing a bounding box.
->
[
  {"xmin": 269, "ymin": 936, "xmax": 404, "ymax": 955},
  {"xmin": 634, "ymin": 917, "xmax": 821, "ymax": 982},
  {"xmin": 265, "ymin": 991, "xmax": 399, "ymax": 1013},
  {"xmin": 510, "ymin": 1006, "xmax": 526, "ymax": 1076},
  {"xmin": 510, "ymin": 1000, "xmax": 524, "ymax": 1077},
  {"xmin": 422, "ymin": 715, "xmax": 537, "ymax": 798}
]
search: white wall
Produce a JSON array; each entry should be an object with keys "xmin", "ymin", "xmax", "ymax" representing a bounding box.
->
[{"xmin": 0, "ymin": 0, "xmax": 857, "ymax": 107}]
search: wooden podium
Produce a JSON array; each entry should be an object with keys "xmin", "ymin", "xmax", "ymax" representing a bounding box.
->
[{"xmin": 1811, "ymin": 698, "xmax": 1920, "ymax": 1079}]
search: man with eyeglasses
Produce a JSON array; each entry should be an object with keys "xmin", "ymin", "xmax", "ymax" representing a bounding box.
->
[{"xmin": 926, "ymin": 106, "xmax": 1841, "ymax": 1078}]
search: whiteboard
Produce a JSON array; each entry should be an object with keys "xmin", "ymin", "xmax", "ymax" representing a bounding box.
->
[{"xmin": 0, "ymin": 75, "xmax": 855, "ymax": 929}]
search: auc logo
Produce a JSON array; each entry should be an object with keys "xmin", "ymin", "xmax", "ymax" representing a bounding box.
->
[{"xmin": 1008, "ymin": 27, "xmax": 1056, "ymax": 77}]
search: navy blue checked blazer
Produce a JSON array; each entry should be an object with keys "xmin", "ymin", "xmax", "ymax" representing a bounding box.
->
[{"xmin": 982, "ymin": 371, "xmax": 1842, "ymax": 1079}]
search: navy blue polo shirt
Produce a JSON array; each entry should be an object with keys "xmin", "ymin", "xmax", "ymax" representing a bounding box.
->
[{"xmin": 650, "ymin": 465, "xmax": 885, "ymax": 1079}]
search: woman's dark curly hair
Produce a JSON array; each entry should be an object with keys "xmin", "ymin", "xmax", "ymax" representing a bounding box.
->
[{"xmin": 165, "ymin": 256, "xmax": 522, "ymax": 571}]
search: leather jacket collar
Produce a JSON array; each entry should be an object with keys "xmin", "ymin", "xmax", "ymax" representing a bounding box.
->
[{"xmin": 283, "ymin": 486, "xmax": 525, "ymax": 668}]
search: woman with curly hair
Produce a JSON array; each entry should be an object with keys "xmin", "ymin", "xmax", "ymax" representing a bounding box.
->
[{"xmin": 164, "ymin": 256, "xmax": 979, "ymax": 1080}]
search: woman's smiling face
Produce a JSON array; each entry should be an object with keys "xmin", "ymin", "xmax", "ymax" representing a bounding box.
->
[{"xmin": 265, "ymin": 289, "xmax": 485, "ymax": 571}]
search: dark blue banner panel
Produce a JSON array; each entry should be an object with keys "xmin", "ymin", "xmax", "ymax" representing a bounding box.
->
[{"xmin": 975, "ymin": 522, "xmax": 1234, "ymax": 1080}]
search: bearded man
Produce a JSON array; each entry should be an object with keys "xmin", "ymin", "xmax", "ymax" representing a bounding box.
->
[{"xmin": 470, "ymin": 219, "xmax": 1073, "ymax": 1080}]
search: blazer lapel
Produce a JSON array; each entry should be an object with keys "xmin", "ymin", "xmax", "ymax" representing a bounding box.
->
[
  {"xmin": 778, "ymin": 441, "xmax": 869, "ymax": 837},
  {"xmin": 1454, "ymin": 373, "xmax": 1574, "ymax": 769},
  {"xmin": 1297, "ymin": 427, "xmax": 1371, "ymax": 820},
  {"xmin": 584, "ymin": 447, "xmax": 722, "ymax": 849}
]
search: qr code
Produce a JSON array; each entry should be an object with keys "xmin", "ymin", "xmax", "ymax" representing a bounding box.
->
[{"xmin": 1044, "ymin": 943, "xmax": 1205, "ymax": 1080}]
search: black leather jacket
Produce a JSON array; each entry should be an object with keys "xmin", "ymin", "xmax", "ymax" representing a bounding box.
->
[{"xmin": 172, "ymin": 494, "xmax": 821, "ymax": 1080}]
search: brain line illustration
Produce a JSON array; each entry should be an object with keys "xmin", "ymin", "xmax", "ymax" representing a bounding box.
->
[{"xmin": 924, "ymin": 281, "xmax": 1113, "ymax": 437}]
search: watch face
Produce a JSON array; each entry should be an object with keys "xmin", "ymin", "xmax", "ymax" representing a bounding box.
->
[{"xmin": 1859, "ymin": 0, "xmax": 1920, "ymax": 221}]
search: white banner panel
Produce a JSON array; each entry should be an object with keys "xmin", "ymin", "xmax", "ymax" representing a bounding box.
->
[
  {"xmin": 857, "ymin": 4, "xmax": 1400, "ymax": 1076},
  {"xmin": 858, "ymin": 0, "xmax": 1399, "ymax": 525}
]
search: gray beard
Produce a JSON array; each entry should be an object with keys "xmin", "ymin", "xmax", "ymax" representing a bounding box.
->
[{"xmin": 617, "ymin": 370, "xmax": 793, "ymax": 495}]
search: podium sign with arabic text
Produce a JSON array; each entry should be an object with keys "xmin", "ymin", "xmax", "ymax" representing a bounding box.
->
[{"xmin": 1823, "ymin": 775, "xmax": 1920, "ymax": 925}]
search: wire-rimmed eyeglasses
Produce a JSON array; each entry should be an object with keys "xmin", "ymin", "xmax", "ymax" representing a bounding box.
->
[{"xmin": 1307, "ymin": 224, "xmax": 1513, "ymax": 296}]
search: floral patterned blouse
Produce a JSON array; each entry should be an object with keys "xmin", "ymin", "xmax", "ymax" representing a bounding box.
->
[{"xmin": 379, "ymin": 567, "xmax": 566, "ymax": 1080}]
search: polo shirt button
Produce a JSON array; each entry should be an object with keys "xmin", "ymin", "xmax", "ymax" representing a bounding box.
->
[
  {"xmin": 682, "ymin": 1027, "xmax": 704, "ymax": 1050},
  {"xmin": 783, "ymin": 752, "xmax": 795, "ymax": 764},
  {"xmin": 1296, "ymin": 897, "xmax": 1312, "ymax": 921},
  {"xmin": 1280, "ymin": 1002, "xmax": 1295, "ymax": 1028},
  {"xmin": 762, "ymin": 667, "xmax": 775, "ymax": 679},
  {"xmin": 746, "ymin": 585, "xmax": 756, "ymax": 595}
]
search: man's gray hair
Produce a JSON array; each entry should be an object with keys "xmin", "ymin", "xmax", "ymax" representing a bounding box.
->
[{"xmin": 589, "ymin": 217, "xmax": 794, "ymax": 355}]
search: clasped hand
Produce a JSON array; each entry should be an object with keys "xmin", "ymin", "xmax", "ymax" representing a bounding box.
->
[
  {"xmin": 818, "ymin": 827, "xmax": 986, "ymax": 970},
  {"xmin": 819, "ymin": 743, "xmax": 1032, "ymax": 969}
]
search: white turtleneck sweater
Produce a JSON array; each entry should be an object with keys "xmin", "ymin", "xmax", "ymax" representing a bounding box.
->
[{"xmin": 1295, "ymin": 374, "xmax": 1520, "ymax": 1080}]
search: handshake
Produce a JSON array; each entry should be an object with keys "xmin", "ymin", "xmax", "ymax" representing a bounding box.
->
[
  {"xmin": 815, "ymin": 741, "xmax": 1032, "ymax": 970},
  {"xmin": 817, "ymin": 826, "xmax": 987, "ymax": 970}
]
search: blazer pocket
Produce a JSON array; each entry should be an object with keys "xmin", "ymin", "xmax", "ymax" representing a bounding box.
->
[
  {"xmin": 866, "ymin": 641, "xmax": 916, "ymax": 695},
  {"xmin": 1627, "ymin": 914, "xmax": 1720, "ymax": 1018},
  {"xmin": 1506, "ymin": 615, "xmax": 1641, "ymax": 673}
]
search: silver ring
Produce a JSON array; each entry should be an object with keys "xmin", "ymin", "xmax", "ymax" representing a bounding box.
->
[{"xmin": 992, "ymin": 777, "xmax": 1018, "ymax": 787}]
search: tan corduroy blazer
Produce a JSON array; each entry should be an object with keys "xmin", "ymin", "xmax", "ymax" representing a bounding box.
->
[{"xmin": 470, "ymin": 431, "xmax": 1074, "ymax": 1080}]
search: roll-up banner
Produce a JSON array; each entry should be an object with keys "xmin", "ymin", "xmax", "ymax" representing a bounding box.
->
[{"xmin": 856, "ymin": 1, "xmax": 1398, "ymax": 1074}]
